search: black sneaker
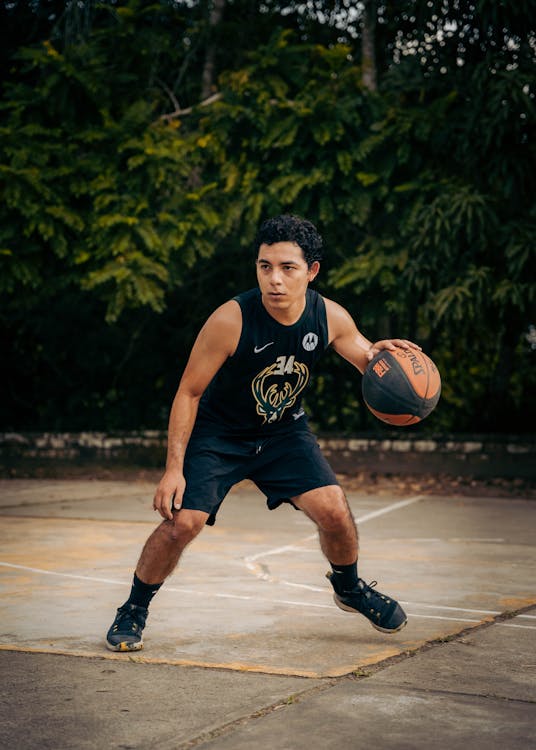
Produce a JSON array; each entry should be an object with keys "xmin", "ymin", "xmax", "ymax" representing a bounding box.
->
[
  {"xmin": 326, "ymin": 573, "xmax": 407, "ymax": 634},
  {"xmin": 106, "ymin": 603, "xmax": 148, "ymax": 652}
]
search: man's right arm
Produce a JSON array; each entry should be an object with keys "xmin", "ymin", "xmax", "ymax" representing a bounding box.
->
[{"xmin": 153, "ymin": 300, "xmax": 242, "ymax": 520}]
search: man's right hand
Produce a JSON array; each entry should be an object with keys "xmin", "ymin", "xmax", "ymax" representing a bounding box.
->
[{"xmin": 153, "ymin": 470, "xmax": 186, "ymax": 521}]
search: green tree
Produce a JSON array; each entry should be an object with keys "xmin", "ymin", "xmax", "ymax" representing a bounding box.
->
[
  {"xmin": 327, "ymin": 1, "xmax": 536, "ymax": 431},
  {"xmin": 1, "ymin": 0, "xmax": 534, "ymax": 433}
]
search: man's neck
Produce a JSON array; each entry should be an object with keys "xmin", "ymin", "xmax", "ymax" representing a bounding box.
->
[{"xmin": 260, "ymin": 294, "xmax": 307, "ymax": 326}]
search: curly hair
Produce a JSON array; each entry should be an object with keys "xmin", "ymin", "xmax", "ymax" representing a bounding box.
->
[{"xmin": 254, "ymin": 215, "xmax": 324, "ymax": 267}]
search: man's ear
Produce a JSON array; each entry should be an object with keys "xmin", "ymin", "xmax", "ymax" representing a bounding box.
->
[{"xmin": 308, "ymin": 261, "xmax": 320, "ymax": 281}]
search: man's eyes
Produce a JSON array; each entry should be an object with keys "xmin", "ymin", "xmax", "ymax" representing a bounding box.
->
[{"xmin": 259, "ymin": 264, "xmax": 297, "ymax": 271}]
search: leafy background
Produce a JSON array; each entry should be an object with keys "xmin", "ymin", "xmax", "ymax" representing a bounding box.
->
[{"xmin": 1, "ymin": 0, "xmax": 535, "ymax": 434}]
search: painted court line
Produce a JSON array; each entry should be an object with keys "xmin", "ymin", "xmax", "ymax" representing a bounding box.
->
[
  {"xmin": 355, "ymin": 496, "xmax": 426, "ymax": 524},
  {"xmin": 397, "ymin": 600, "xmax": 536, "ymax": 619},
  {"xmin": 1, "ymin": 494, "xmax": 535, "ymax": 630},
  {"xmin": 243, "ymin": 496, "xmax": 424, "ymax": 582},
  {"xmin": 0, "ymin": 561, "xmax": 534, "ymax": 629}
]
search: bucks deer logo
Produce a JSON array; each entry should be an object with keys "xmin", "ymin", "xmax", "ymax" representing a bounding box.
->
[{"xmin": 252, "ymin": 355, "xmax": 309, "ymax": 423}]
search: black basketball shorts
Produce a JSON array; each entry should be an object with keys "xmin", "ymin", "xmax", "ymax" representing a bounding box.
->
[{"xmin": 180, "ymin": 427, "xmax": 339, "ymax": 525}]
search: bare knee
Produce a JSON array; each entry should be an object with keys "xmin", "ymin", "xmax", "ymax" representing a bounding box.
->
[
  {"xmin": 317, "ymin": 500, "xmax": 353, "ymax": 533},
  {"xmin": 164, "ymin": 509, "xmax": 208, "ymax": 545},
  {"xmin": 294, "ymin": 486, "xmax": 354, "ymax": 532}
]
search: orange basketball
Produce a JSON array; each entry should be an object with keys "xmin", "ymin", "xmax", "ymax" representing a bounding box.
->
[{"xmin": 362, "ymin": 349, "xmax": 441, "ymax": 426}]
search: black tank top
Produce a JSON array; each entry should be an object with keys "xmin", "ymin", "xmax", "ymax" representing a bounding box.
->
[{"xmin": 195, "ymin": 288, "xmax": 329, "ymax": 437}]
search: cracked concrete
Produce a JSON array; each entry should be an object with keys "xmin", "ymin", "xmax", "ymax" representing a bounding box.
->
[{"xmin": 0, "ymin": 479, "xmax": 534, "ymax": 748}]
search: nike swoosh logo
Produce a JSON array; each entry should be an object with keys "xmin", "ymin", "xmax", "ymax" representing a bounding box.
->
[{"xmin": 254, "ymin": 342, "xmax": 274, "ymax": 353}]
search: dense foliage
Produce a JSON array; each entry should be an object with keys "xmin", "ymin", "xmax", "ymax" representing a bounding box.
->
[{"xmin": 1, "ymin": 0, "xmax": 535, "ymax": 434}]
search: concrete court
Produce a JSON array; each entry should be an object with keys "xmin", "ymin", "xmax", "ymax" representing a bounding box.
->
[{"xmin": 0, "ymin": 478, "xmax": 535, "ymax": 749}]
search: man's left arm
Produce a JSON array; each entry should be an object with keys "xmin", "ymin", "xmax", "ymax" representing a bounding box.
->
[{"xmin": 324, "ymin": 298, "xmax": 421, "ymax": 374}]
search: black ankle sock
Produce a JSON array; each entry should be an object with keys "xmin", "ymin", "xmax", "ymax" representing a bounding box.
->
[
  {"xmin": 330, "ymin": 561, "xmax": 359, "ymax": 591},
  {"xmin": 126, "ymin": 573, "xmax": 163, "ymax": 609}
]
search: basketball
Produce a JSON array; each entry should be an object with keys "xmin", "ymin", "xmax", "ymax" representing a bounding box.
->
[{"xmin": 362, "ymin": 348, "xmax": 441, "ymax": 426}]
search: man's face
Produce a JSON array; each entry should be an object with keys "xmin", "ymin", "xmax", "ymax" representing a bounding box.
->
[{"xmin": 256, "ymin": 242, "xmax": 319, "ymax": 315}]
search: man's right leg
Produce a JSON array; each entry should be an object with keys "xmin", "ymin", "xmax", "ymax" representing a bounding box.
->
[
  {"xmin": 106, "ymin": 509, "xmax": 208, "ymax": 651},
  {"xmin": 136, "ymin": 508, "xmax": 209, "ymax": 582}
]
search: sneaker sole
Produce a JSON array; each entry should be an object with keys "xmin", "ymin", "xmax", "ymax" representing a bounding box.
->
[
  {"xmin": 106, "ymin": 640, "xmax": 143, "ymax": 652},
  {"xmin": 333, "ymin": 594, "xmax": 407, "ymax": 634}
]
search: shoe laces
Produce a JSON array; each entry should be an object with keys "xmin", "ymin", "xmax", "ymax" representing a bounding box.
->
[
  {"xmin": 113, "ymin": 604, "xmax": 146, "ymax": 633},
  {"xmin": 357, "ymin": 579, "xmax": 391, "ymax": 607}
]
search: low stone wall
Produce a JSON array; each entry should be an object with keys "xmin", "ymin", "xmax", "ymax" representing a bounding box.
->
[
  {"xmin": 0, "ymin": 431, "xmax": 534, "ymax": 479},
  {"xmin": 318, "ymin": 436, "xmax": 535, "ymax": 479},
  {"xmin": 0, "ymin": 431, "xmax": 166, "ymax": 468}
]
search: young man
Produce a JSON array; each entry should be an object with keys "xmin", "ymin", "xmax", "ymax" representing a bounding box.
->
[{"xmin": 106, "ymin": 214, "xmax": 419, "ymax": 651}]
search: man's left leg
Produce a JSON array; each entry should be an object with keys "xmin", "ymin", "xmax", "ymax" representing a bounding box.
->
[
  {"xmin": 292, "ymin": 485, "xmax": 358, "ymax": 564},
  {"xmin": 293, "ymin": 486, "xmax": 407, "ymax": 634}
]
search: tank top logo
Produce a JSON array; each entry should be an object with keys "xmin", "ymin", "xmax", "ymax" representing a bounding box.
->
[
  {"xmin": 302, "ymin": 332, "xmax": 318, "ymax": 351},
  {"xmin": 251, "ymin": 355, "xmax": 310, "ymax": 424}
]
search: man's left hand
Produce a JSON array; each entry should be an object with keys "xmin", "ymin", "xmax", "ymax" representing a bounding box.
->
[{"xmin": 366, "ymin": 339, "xmax": 422, "ymax": 361}]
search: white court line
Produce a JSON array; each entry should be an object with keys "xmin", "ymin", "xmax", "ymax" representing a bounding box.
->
[
  {"xmin": 243, "ymin": 496, "xmax": 425, "ymax": 581},
  {"xmin": 355, "ymin": 496, "xmax": 426, "ymax": 524},
  {"xmin": 0, "ymin": 561, "xmax": 535, "ymax": 628},
  {"xmin": 398, "ymin": 601, "xmax": 536, "ymax": 619},
  {"xmin": 0, "ymin": 562, "xmax": 125, "ymax": 586},
  {"xmin": 1, "ymin": 495, "xmax": 535, "ymax": 628},
  {"xmin": 498, "ymin": 623, "xmax": 536, "ymax": 630}
]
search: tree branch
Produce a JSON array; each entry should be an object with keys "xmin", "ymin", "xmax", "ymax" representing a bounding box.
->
[
  {"xmin": 361, "ymin": 0, "xmax": 378, "ymax": 92},
  {"xmin": 158, "ymin": 92, "xmax": 222, "ymax": 122},
  {"xmin": 156, "ymin": 77, "xmax": 181, "ymax": 113}
]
